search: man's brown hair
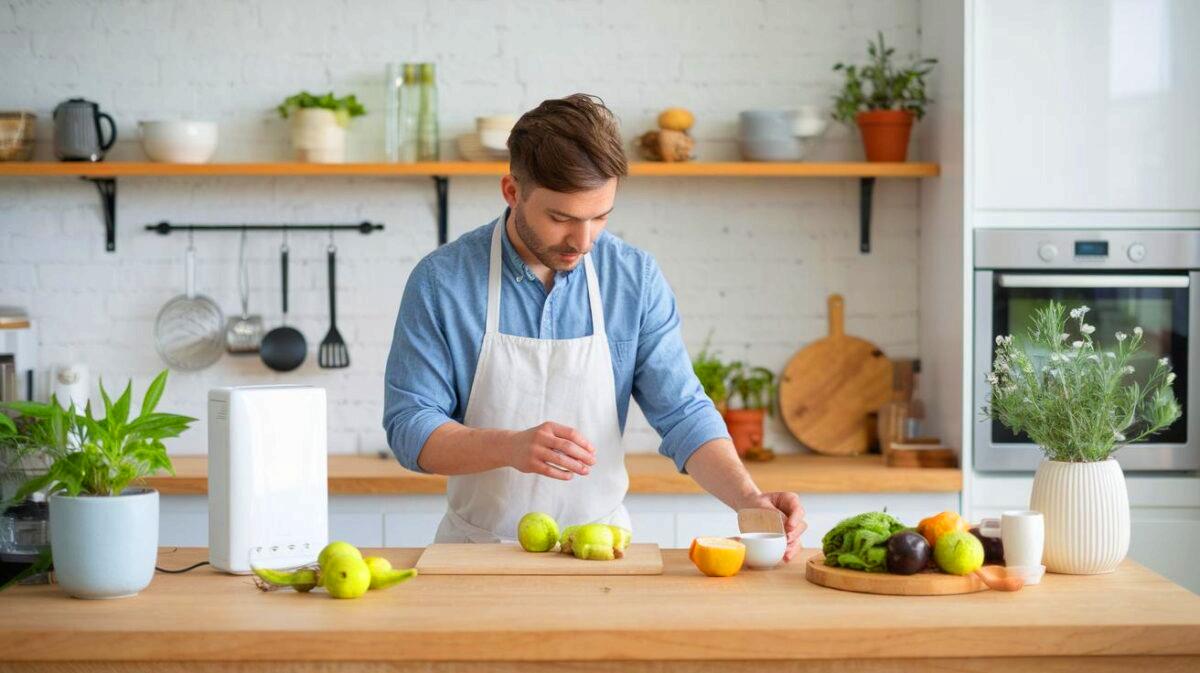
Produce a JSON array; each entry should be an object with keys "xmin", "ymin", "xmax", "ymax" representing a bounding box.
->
[{"xmin": 507, "ymin": 93, "xmax": 628, "ymax": 195}]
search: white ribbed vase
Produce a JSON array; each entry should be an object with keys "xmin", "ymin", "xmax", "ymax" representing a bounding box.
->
[{"xmin": 1029, "ymin": 459, "xmax": 1130, "ymax": 574}]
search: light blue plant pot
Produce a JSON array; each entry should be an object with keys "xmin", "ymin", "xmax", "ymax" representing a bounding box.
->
[{"xmin": 48, "ymin": 489, "xmax": 159, "ymax": 599}]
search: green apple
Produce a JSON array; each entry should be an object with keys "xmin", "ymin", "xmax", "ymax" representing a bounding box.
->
[
  {"xmin": 323, "ymin": 555, "xmax": 372, "ymax": 599},
  {"xmin": 572, "ymin": 523, "xmax": 617, "ymax": 561},
  {"xmin": 518, "ymin": 512, "xmax": 560, "ymax": 552}
]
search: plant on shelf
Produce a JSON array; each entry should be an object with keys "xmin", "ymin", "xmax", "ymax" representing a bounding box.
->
[
  {"xmin": 692, "ymin": 345, "xmax": 738, "ymax": 414},
  {"xmin": 832, "ymin": 31, "xmax": 936, "ymax": 162},
  {"xmin": 1, "ymin": 370, "xmax": 196, "ymax": 598},
  {"xmin": 983, "ymin": 301, "xmax": 1180, "ymax": 575},
  {"xmin": 725, "ymin": 364, "xmax": 777, "ymax": 461},
  {"xmin": 277, "ymin": 91, "xmax": 367, "ymax": 163}
]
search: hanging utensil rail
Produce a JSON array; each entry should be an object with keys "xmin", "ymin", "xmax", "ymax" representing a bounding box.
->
[{"xmin": 145, "ymin": 221, "xmax": 384, "ymax": 235}]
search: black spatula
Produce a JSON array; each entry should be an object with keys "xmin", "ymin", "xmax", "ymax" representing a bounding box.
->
[{"xmin": 318, "ymin": 245, "xmax": 349, "ymax": 369}]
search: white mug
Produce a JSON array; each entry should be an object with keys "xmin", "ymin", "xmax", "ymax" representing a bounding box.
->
[{"xmin": 979, "ymin": 510, "xmax": 1044, "ymax": 568}]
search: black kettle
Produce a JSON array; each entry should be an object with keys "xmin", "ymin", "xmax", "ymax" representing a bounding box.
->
[{"xmin": 53, "ymin": 98, "xmax": 116, "ymax": 161}]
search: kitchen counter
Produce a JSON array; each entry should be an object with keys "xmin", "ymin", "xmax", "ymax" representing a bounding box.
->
[
  {"xmin": 4, "ymin": 547, "xmax": 1197, "ymax": 672},
  {"xmin": 142, "ymin": 452, "xmax": 962, "ymax": 495}
]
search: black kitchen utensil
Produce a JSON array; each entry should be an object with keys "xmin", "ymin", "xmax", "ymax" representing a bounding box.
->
[
  {"xmin": 318, "ymin": 245, "xmax": 349, "ymax": 369},
  {"xmin": 260, "ymin": 244, "xmax": 307, "ymax": 372}
]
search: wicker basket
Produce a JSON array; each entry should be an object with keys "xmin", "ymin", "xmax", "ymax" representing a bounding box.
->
[{"xmin": 0, "ymin": 112, "xmax": 36, "ymax": 161}]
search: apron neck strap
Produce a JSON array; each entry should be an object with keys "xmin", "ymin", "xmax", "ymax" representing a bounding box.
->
[{"xmin": 486, "ymin": 213, "xmax": 606, "ymax": 337}]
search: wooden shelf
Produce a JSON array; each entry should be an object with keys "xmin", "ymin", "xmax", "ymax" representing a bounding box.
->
[
  {"xmin": 0, "ymin": 160, "xmax": 939, "ymax": 253},
  {"xmin": 0, "ymin": 160, "xmax": 938, "ymax": 178},
  {"xmin": 141, "ymin": 452, "xmax": 962, "ymax": 496}
]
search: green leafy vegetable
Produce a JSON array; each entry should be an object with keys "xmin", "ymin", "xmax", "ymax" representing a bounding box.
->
[{"xmin": 821, "ymin": 511, "xmax": 908, "ymax": 572}]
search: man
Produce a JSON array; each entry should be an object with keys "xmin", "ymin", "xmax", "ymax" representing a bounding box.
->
[{"xmin": 383, "ymin": 94, "xmax": 805, "ymax": 559}]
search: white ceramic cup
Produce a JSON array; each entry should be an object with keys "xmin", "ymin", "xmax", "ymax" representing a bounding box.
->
[
  {"xmin": 736, "ymin": 532, "xmax": 786, "ymax": 569},
  {"xmin": 979, "ymin": 510, "xmax": 1045, "ymax": 568}
]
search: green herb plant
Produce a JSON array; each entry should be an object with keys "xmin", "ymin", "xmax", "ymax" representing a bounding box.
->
[
  {"xmin": 692, "ymin": 346, "xmax": 738, "ymax": 410},
  {"xmin": 2, "ymin": 370, "xmax": 195, "ymax": 502},
  {"xmin": 983, "ymin": 301, "xmax": 1181, "ymax": 463},
  {"xmin": 832, "ymin": 32, "xmax": 937, "ymax": 123},
  {"xmin": 728, "ymin": 364, "xmax": 776, "ymax": 414},
  {"xmin": 276, "ymin": 91, "xmax": 367, "ymax": 127}
]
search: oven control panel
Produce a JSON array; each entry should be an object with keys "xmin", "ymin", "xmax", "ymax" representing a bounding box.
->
[{"xmin": 976, "ymin": 229, "xmax": 1200, "ymax": 270}]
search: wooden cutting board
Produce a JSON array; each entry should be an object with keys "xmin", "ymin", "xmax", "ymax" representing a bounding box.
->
[
  {"xmin": 805, "ymin": 554, "xmax": 987, "ymax": 595},
  {"xmin": 414, "ymin": 543, "xmax": 664, "ymax": 575},
  {"xmin": 780, "ymin": 294, "xmax": 893, "ymax": 455}
]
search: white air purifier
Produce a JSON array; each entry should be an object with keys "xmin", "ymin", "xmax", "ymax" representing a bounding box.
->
[{"xmin": 208, "ymin": 385, "xmax": 328, "ymax": 574}]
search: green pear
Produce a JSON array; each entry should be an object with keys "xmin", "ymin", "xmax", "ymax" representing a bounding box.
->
[
  {"xmin": 363, "ymin": 556, "xmax": 419, "ymax": 591},
  {"xmin": 318, "ymin": 541, "xmax": 362, "ymax": 569},
  {"xmin": 558, "ymin": 525, "xmax": 581, "ymax": 555},
  {"xmin": 518, "ymin": 512, "xmax": 560, "ymax": 552},
  {"xmin": 608, "ymin": 525, "xmax": 632, "ymax": 553},
  {"xmin": 572, "ymin": 523, "xmax": 617, "ymax": 561},
  {"xmin": 323, "ymin": 555, "xmax": 371, "ymax": 599}
]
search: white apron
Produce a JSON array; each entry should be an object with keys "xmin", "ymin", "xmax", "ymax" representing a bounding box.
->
[{"xmin": 433, "ymin": 218, "xmax": 631, "ymax": 543}]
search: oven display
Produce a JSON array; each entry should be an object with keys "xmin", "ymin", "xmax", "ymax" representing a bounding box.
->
[{"xmin": 1074, "ymin": 240, "xmax": 1109, "ymax": 257}]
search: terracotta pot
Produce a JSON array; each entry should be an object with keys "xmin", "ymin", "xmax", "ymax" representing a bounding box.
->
[
  {"xmin": 855, "ymin": 110, "xmax": 914, "ymax": 162},
  {"xmin": 723, "ymin": 409, "xmax": 765, "ymax": 458}
]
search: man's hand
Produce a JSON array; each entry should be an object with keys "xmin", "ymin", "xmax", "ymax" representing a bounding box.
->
[
  {"xmin": 745, "ymin": 491, "xmax": 807, "ymax": 561},
  {"xmin": 506, "ymin": 421, "xmax": 596, "ymax": 480}
]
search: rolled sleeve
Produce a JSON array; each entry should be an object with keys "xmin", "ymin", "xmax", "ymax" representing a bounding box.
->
[
  {"xmin": 382, "ymin": 259, "xmax": 456, "ymax": 474},
  {"xmin": 630, "ymin": 255, "xmax": 730, "ymax": 473}
]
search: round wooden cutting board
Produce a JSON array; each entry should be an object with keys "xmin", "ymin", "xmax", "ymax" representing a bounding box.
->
[
  {"xmin": 806, "ymin": 554, "xmax": 987, "ymax": 596},
  {"xmin": 779, "ymin": 294, "xmax": 893, "ymax": 455}
]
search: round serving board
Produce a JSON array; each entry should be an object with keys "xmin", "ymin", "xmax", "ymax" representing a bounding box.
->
[{"xmin": 805, "ymin": 554, "xmax": 988, "ymax": 596}]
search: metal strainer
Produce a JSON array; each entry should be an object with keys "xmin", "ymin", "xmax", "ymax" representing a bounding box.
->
[{"xmin": 155, "ymin": 237, "xmax": 225, "ymax": 371}]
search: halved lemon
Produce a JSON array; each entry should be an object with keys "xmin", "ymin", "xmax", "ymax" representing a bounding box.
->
[{"xmin": 688, "ymin": 537, "xmax": 746, "ymax": 577}]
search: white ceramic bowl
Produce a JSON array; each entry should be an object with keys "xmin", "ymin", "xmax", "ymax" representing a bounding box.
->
[
  {"xmin": 476, "ymin": 115, "xmax": 517, "ymax": 151},
  {"xmin": 736, "ymin": 532, "xmax": 786, "ymax": 569},
  {"xmin": 139, "ymin": 120, "xmax": 219, "ymax": 163}
]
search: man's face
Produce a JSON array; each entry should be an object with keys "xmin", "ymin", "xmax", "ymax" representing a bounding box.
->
[{"xmin": 507, "ymin": 177, "xmax": 616, "ymax": 272}]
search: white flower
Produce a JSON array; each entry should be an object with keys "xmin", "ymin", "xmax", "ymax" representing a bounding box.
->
[
  {"xmin": 1049, "ymin": 353, "xmax": 1061, "ymax": 362},
  {"xmin": 1072, "ymin": 341, "xmax": 1084, "ymax": 349},
  {"xmin": 1069, "ymin": 306, "xmax": 1090, "ymax": 319},
  {"xmin": 1124, "ymin": 366, "xmax": 1135, "ymax": 374},
  {"xmin": 1088, "ymin": 355, "xmax": 1100, "ymax": 363},
  {"xmin": 1113, "ymin": 431, "xmax": 1126, "ymax": 442},
  {"xmin": 1059, "ymin": 333, "xmax": 1070, "ymax": 343},
  {"xmin": 1134, "ymin": 326, "xmax": 1143, "ymax": 337},
  {"xmin": 1106, "ymin": 352, "xmax": 1116, "ymax": 358},
  {"xmin": 1115, "ymin": 332, "xmax": 1127, "ymax": 342},
  {"xmin": 1159, "ymin": 357, "xmax": 1170, "ymax": 367},
  {"xmin": 1080, "ymin": 323, "xmax": 1095, "ymax": 335},
  {"xmin": 1167, "ymin": 373, "xmax": 1177, "ymax": 384},
  {"xmin": 986, "ymin": 372, "xmax": 999, "ymax": 385}
]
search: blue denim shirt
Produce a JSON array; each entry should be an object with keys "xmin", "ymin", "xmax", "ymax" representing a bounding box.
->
[{"xmin": 382, "ymin": 212, "xmax": 729, "ymax": 474}]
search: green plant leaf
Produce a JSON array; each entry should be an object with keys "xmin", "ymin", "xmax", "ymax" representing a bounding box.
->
[
  {"xmin": 140, "ymin": 370, "xmax": 169, "ymax": 417},
  {"xmin": 0, "ymin": 413, "xmax": 15, "ymax": 435},
  {"xmin": 111, "ymin": 380, "xmax": 133, "ymax": 428},
  {"xmin": 1, "ymin": 400, "xmax": 55, "ymax": 419},
  {"xmin": 0, "ymin": 548, "xmax": 52, "ymax": 593}
]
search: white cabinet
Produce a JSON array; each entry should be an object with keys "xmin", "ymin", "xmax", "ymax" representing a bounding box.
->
[{"xmin": 973, "ymin": 0, "xmax": 1200, "ymax": 211}]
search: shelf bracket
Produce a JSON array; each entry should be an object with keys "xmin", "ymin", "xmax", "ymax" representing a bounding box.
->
[
  {"xmin": 433, "ymin": 176, "xmax": 449, "ymax": 246},
  {"xmin": 85, "ymin": 177, "xmax": 117, "ymax": 252},
  {"xmin": 858, "ymin": 177, "xmax": 875, "ymax": 254}
]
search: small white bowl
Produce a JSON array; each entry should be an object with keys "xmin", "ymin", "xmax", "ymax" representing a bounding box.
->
[
  {"xmin": 735, "ymin": 532, "xmax": 786, "ymax": 569},
  {"xmin": 139, "ymin": 120, "xmax": 218, "ymax": 163},
  {"xmin": 1005, "ymin": 564, "xmax": 1046, "ymax": 585}
]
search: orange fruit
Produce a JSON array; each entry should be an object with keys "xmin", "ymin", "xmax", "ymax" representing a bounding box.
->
[
  {"xmin": 917, "ymin": 511, "xmax": 967, "ymax": 548},
  {"xmin": 688, "ymin": 537, "xmax": 746, "ymax": 577}
]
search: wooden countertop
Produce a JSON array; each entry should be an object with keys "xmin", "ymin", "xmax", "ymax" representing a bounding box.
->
[
  {"xmin": 142, "ymin": 452, "xmax": 962, "ymax": 495},
  {"xmin": 4, "ymin": 547, "xmax": 1197, "ymax": 673}
]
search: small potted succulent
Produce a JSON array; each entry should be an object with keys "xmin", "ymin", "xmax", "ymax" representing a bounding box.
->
[
  {"xmin": 984, "ymin": 302, "xmax": 1180, "ymax": 574},
  {"xmin": 277, "ymin": 91, "xmax": 366, "ymax": 163},
  {"xmin": 832, "ymin": 32, "xmax": 936, "ymax": 162},
  {"xmin": 725, "ymin": 364, "xmax": 777, "ymax": 459},
  {"xmin": 2, "ymin": 370, "xmax": 195, "ymax": 598}
]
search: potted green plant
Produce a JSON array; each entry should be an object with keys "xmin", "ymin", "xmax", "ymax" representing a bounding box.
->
[
  {"xmin": 725, "ymin": 364, "xmax": 777, "ymax": 458},
  {"xmin": 832, "ymin": 32, "xmax": 936, "ymax": 162},
  {"xmin": 692, "ymin": 347, "xmax": 738, "ymax": 415},
  {"xmin": 984, "ymin": 302, "xmax": 1180, "ymax": 574},
  {"xmin": 2, "ymin": 370, "xmax": 196, "ymax": 598},
  {"xmin": 277, "ymin": 91, "xmax": 367, "ymax": 163}
]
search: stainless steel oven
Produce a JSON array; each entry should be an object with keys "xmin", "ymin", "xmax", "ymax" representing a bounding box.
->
[{"xmin": 974, "ymin": 229, "xmax": 1200, "ymax": 472}]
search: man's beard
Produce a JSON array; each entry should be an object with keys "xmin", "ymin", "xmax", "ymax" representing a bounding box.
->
[{"xmin": 512, "ymin": 205, "xmax": 585, "ymax": 272}]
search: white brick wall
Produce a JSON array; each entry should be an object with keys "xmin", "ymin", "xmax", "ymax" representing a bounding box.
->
[{"xmin": 0, "ymin": 0, "xmax": 923, "ymax": 456}]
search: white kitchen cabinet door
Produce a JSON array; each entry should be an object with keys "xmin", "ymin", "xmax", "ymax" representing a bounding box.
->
[{"xmin": 973, "ymin": 0, "xmax": 1200, "ymax": 211}]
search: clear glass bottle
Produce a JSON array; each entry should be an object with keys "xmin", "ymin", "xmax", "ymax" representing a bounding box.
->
[
  {"xmin": 384, "ymin": 63, "xmax": 402, "ymax": 161},
  {"xmin": 417, "ymin": 62, "xmax": 439, "ymax": 161},
  {"xmin": 386, "ymin": 63, "xmax": 420, "ymax": 163}
]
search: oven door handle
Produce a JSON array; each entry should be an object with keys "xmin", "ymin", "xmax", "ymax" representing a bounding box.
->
[{"xmin": 998, "ymin": 274, "xmax": 1191, "ymax": 289}]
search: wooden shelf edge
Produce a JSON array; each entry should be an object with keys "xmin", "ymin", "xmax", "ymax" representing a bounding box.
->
[{"xmin": 0, "ymin": 161, "xmax": 940, "ymax": 178}]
